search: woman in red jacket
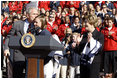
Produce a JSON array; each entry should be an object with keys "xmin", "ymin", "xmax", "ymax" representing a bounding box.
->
[
  {"xmin": 38, "ymin": 1, "xmax": 50, "ymax": 11},
  {"xmin": 56, "ymin": 15, "xmax": 70, "ymax": 41},
  {"xmin": 8, "ymin": 1, "xmax": 18, "ymax": 14},
  {"xmin": 66, "ymin": 1, "xmax": 80, "ymax": 9},
  {"xmin": 101, "ymin": 17, "xmax": 117, "ymax": 78},
  {"xmin": 46, "ymin": 14, "xmax": 58, "ymax": 34}
]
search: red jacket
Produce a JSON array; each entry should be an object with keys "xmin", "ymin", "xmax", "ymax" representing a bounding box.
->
[
  {"xmin": 38, "ymin": 1, "xmax": 50, "ymax": 11},
  {"xmin": 17, "ymin": 1, "xmax": 23, "ymax": 14},
  {"xmin": 81, "ymin": 27, "xmax": 100, "ymax": 34},
  {"xmin": 1, "ymin": 17, "xmax": 8, "ymax": 27},
  {"xmin": 56, "ymin": 24, "xmax": 70, "ymax": 41},
  {"xmin": 8, "ymin": 1, "xmax": 18, "ymax": 14},
  {"xmin": 60, "ymin": 1, "xmax": 66, "ymax": 9},
  {"xmin": 46, "ymin": 21, "xmax": 58, "ymax": 34},
  {"xmin": 101, "ymin": 25, "xmax": 117, "ymax": 51},
  {"xmin": 1, "ymin": 25, "xmax": 12, "ymax": 36},
  {"xmin": 55, "ymin": 17, "xmax": 61, "ymax": 26},
  {"xmin": 66, "ymin": 1, "xmax": 80, "ymax": 9},
  {"xmin": 113, "ymin": 2, "xmax": 117, "ymax": 8},
  {"xmin": 22, "ymin": 1, "xmax": 30, "ymax": 4}
]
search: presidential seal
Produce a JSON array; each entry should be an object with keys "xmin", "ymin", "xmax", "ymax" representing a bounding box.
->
[{"xmin": 21, "ymin": 33, "xmax": 35, "ymax": 48}]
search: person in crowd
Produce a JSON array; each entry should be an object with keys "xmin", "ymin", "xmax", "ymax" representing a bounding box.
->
[
  {"xmin": 81, "ymin": 4, "xmax": 88, "ymax": 19},
  {"xmin": 2, "ymin": 1, "xmax": 9, "ymax": 14},
  {"xmin": 56, "ymin": 15, "xmax": 70, "ymax": 41},
  {"xmin": 40, "ymin": 8, "xmax": 46, "ymax": 16},
  {"xmin": 4, "ymin": 7, "xmax": 39, "ymax": 78},
  {"xmin": 103, "ymin": 17, "xmax": 109, "ymax": 28},
  {"xmin": 69, "ymin": 7, "xmax": 75, "ymax": 25},
  {"xmin": 95, "ymin": 4, "xmax": 102, "ymax": 17},
  {"xmin": 56, "ymin": 5, "xmax": 62, "ymax": 19},
  {"xmin": 1, "ymin": 17, "xmax": 12, "ymax": 37},
  {"xmin": 45, "ymin": 11, "xmax": 50, "ymax": 22},
  {"xmin": 60, "ymin": 11, "xmax": 66, "ymax": 24},
  {"xmin": 79, "ymin": 1, "xmax": 89, "ymax": 12},
  {"xmin": 74, "ymin": 11, "xmax": 80, "ymax": 18},
  {"xmin": 94, "ymin": 1, "xmax": 105, "ymax": 8},
  {"xmin": 76, "ymin": 14, "xmax": 104, "ymax": 78},
  {"xmin": 50, "ymin": 1, "xmax": 60, "ymax": 11},
  {"xmin": 38, "ymin": 1, "xmax": 50, "ymax": 11},
  {"xmin": 88, "ymin": 8, "xmax": 96, "ymax": 16},
  {"xmin": 56, "ymin": 28, "xmax": 72, "ymax": 78},
  {"xmin": 55, "ymin": 6, "xmax": 62, "ymax": 26},
  {"xmin": 88, "ymin": 4, "xmax": 94, "ymax": 10},
  {"xmin": 81, "ymin": 18, "xmax": 87, "ymax": 34},
  {"xmin": 101, "ymin": 4, "xmax": 109, "ymax": 17},
  {"xmin": 45, "ymin": 10, "xmax": 50, "ymax": 17},
  {"xmin": 105, "ymin": 1, "xmax": 114, "ymax": 15},
  {"xmin": 46, "ymin": 14, "xmax": 58, "ymax": 34},
  {"xmin": 101, "ymin": 17, "xmax": 117, "ymax": 78},
  {"xmin": 66, "ymin": 1, "xmax": 80, "ymax": 9},
  {"xmin": 68, "ymin": 32, "xmax": 81, "ymax": 78},
  {"xmin": 17, "ymin": 1, "xmax": 23, "ymax": 14},
  {"xmin": 97, "ymin": 16, "xmax": 104, "ymax": 31},
  {"xmin": 63, "ymin": 8, "xmax": 69, "ymax": 16},
  {"xmin": 110, "ymin": 8, "xmax": 117, "ymax": 27},
  {"xmin": 70, "ymin": 16, "xmax": 81, "ymax": 33},
  {"xmin": 59, "ymin": 1, "xmax": 66, "ymax": 9},
  {"xmin": 8, "ymin": 1, "xmax": 17, "ymax": 14}
]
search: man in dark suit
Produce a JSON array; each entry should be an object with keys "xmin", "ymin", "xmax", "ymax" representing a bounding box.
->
[{"xmin": 4, "ymin": 7, "xmax": 39, "ymax": 78}]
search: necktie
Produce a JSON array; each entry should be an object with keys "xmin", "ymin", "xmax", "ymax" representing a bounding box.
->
[{"xmin": 27, "ymin": 23, "xmax": 31, "ymax": 33}]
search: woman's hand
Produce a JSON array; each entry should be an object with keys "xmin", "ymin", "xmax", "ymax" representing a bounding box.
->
[{"xmin": 76, "ymin": 33, "xmax": 83, "ymax": 45}]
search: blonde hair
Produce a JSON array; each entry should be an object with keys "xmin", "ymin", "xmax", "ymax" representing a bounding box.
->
[
  {"xmin": 65, "ymin": 28, "xmax": 72, "ymax": 34},
  {"xmin": 35, "ymin": 15, "xmax": 47, "ymax": 29},
  {"xmin": 85, "ymin": 14, "xmax": 98, "ymax": 27},
  {"xmin": 72, "ymin": 32, "xmax": 79, "ymax": 36},
  {"xmin": 71, "ymin": 32, "xmax": 79, "ymax": 40}
]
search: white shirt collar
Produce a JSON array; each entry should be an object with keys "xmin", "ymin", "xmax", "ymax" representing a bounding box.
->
[{"xmin": 108, "ymin": 26, "xmax": 112, "ymax": 31}]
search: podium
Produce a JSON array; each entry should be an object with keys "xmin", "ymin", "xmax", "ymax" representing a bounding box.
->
[{"xmin": 9, "ymin": 35, "xmax": 64, "ymax": 78}]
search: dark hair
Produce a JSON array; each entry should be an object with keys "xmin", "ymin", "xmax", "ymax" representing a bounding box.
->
[{"xmin": 108, "ymin": 17, "xmax": 114, "ymax": 22}]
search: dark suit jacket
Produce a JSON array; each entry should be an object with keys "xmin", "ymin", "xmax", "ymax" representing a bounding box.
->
[
  {"xmin": 36, "ymin": 29, "xmax": 52, "ymax": 36},
  {"xmin": 78, "ymin": 29, "xmax": 104, "ymax": 63},
  {"xmin": 4, "ymin": 20, "xmax": 26, "ymax": 62},
  {"xmin": 79, "ymin": 29, "xmax": 104, "ymax": 78}
]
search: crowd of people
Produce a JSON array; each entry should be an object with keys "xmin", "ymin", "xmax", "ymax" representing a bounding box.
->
[{"xmin": 1, "ymin": 1, "xmax": 117, "ymax": 78}]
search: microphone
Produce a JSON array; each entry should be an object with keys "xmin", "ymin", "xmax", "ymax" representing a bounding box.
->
[{"xmin": 35, "ymin": 27, "xmax": 41, "ymax": 35}]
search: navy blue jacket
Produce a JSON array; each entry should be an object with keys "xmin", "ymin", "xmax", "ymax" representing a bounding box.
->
[
  {"xmin": 50, "ymin": 1, "xmax": 60, "ymax": 11},
  {"xmin": 59, "ymin": 39, "xmax": 69, "ymax": 65},
  {"xmin": 70, "ymin": 23, "xmax": 82, "ymax": 33},
  {"xmin": 68, "ymin": 42, "xmax": 81, "ymax": 66},
  {"xmin": 37, "ymin": 29, "xmax": 52, "ymax": 36}
]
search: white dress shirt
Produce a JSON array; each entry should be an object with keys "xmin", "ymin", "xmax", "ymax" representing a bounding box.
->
[{"xmin": 24, "ymin": 19, "xmax": 30, "ymax": 34}]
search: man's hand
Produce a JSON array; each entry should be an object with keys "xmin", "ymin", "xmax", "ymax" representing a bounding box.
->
[{"xmin": 4, "ymin": 49, "xmax": 10, "ymax": 57}]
